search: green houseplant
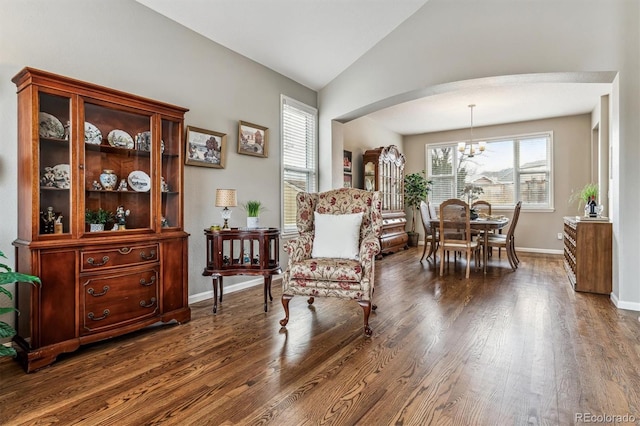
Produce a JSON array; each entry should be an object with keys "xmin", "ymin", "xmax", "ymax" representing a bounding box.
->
[
  {"xmin": 242, "ymin": 200, "xmax": 265, "ymax": 228},
  {"xmin": 404, "ymin": 170, "xmax": 432, "ymax": 247},
  {"xmin": 569, "ymin": 183, "xmax": 598, "ymax": 214},
  {"xmin": 85, "ymin": 208, "xmax": 114, "ymax": 232},
  {"xmin": 0, "ymin": 250, "xmax": 40, "ymax": 357}
]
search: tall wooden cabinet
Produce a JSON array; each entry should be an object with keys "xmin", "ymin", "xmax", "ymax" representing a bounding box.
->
[
  {"xmin": 12, "ymin": 68, "xmax": 191, "ymax": 372},
  {"xmin": 363, "ymin": 145, "xmax": 408, "ymax": 255},
  {"xmin": 562, "ymin": 217, "xmax": 612, "ymax": 294}
]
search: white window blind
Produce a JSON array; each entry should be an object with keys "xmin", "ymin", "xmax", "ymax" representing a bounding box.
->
[
  {"xmin": 427, "ymin": 132, "xmax": 552, "ymax": 210},
  {"xmin": 281, "ymin": 95, "xmax": 317, "ymax": 235}
]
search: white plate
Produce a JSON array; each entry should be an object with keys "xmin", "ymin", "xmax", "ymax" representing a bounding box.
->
[
  {"xmin": 107, "ymin": 129, "xmax": 134, "ymax": 149},
  {"xmin": 52, "ymin": 164, "xmax": 70, "ymax": 189},
  {"xmin": 85, "ymin": 122, "xmax": 102, "ymax": 145},
  {"xmin": 127, "ymin": 170, "xmax": 151, "ymax": 192},
  {"xmin": 39, "ymin": 112, "xmax": 65, "ymax": 138}
]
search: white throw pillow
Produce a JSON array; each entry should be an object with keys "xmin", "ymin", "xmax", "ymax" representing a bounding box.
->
[{"xmin": 311, "ymin": 212, "xmax": 363, "ymax": 260}]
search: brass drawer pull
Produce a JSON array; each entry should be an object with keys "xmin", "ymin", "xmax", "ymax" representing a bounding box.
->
[
  {"xmin": 88, "ymin": 309, "xmax": 110, "ymax": 321},
  {"xmin": 140, "ymin": 250, "xmax": 156, "ymax": 260},
  {"xmin": 140, "ymin": 297, "xmax": 156, "ymax": 308},
  {"xmin": 87, "ymin": 256, "xmax": 109, "ymax": 266},
  {"xmin": 87, "ymin": 285, "xmax": 109, "ymax": 297},
  {"xmin": 139, "ymin": 276, "xmax": 156, "ymax": 286},
  {"xmin": 118, "ymin": 247, "xmax": 132, "ymax": 254}
]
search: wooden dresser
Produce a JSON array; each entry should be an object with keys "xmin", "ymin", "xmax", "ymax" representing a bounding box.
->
[
  {"xmin": 562, "ymin": 216, "xmax": 612, "ymax": 294},
  {"xmin": 12, "ymin": 68, "xmax": 191, "ymax": 372}
]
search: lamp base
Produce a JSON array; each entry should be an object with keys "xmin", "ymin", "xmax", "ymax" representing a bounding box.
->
[{"xmin": 222, "ymin": 218, "xmax": 230, "ymax": 229}]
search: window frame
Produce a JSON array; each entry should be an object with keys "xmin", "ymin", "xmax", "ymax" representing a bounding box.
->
[
  {"xmin": 280, "ymin": 95, "xmax": 318, "ymax": 237},
  {"xmin": 425, "ymin": 131, "xmax": 554, "ymax": 211}
]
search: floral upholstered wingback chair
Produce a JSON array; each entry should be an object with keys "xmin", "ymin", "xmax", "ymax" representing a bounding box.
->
[{"xmin": 280, "ymin": 188, "xmax": 383, "ymax": 336}]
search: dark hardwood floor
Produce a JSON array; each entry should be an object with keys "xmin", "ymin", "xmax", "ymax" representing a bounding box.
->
[{"xmin": 1, "ymin": 249, "xmax": 639, "ymax": 425}]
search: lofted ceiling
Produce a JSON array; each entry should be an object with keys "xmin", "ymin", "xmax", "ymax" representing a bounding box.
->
[{"xmin": 135, "ymin": 0, "xmax": 612, "ymax": 135}]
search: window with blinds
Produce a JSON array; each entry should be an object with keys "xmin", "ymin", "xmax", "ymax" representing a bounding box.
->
[
  {"xmin": 281, "ymin": 95, "xmax": 317, "ymax": 235},
  {"xmin": 426, "ymin": 133, "xmax": 552, "ymax": 209}
]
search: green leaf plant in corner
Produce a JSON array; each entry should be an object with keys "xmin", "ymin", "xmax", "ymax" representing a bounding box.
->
[
  {"xmin": 404, "ymin": 170, "xmax": 433, "ymax": 245},
  {"xmin": 0, "ymin": 250, "xmax": 41, "ymax": 357}
]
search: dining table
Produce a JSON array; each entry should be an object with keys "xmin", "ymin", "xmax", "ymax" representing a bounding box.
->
[{"xmin": 429, "ymin": 216, "xmax": 510, "ymax": 274}]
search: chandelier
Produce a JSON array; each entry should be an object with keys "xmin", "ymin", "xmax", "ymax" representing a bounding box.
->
[{"xmin": 457, "ymin": 104, "xmax": 486, "ymax": 158}]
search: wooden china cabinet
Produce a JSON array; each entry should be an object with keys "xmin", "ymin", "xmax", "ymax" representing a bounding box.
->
[
  {"xmin": 363, "ymin": 145, "xmax": 408, "ymax": 255},
  {"xmin": 12, "ymin": 68, "xmax": 191, "ymax": 372}
]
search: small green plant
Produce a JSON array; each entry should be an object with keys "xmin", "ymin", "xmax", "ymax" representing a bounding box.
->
[
  {"xmin": 242, "ymin": 200, "xmax": 264, "ymax": 217},
  {"xmin": 404, "ymin": 171, "xmax": 433, "ymax": 234},
  {"xmin": 0, "ymin": 250, "xmax": 41, "ymax": 357},
  {"xmin": 85, "ymin": 208, "xmax": 114, "ymax": 224}
]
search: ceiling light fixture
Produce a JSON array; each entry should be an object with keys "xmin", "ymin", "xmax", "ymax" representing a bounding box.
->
[{"xmin": 457, "ymin": 104, "xmax": 486, "ymax": 158}]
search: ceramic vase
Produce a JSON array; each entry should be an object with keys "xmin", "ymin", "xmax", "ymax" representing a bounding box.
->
[
  {"xmin": 99, "ymin": 169, "xmax": 117, "ymax": 191},
  {"xmin": 247, "ymin": 216, "xmax": 260, "ymax": 229}
]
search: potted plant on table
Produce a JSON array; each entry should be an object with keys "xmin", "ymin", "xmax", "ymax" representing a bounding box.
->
[
  {"xmin": 85, "ymin": 208, "xmax": 114, "ymax": 232},
  {"xmin": 404, "ymin": 170, "xmax": 433, "ymax": 247},
  {"xmin": 0, "ymin": 250, "xmax": 40, "ymax": 357},
  {"xmin": 243, "ymin": 200, "xmax": 265, "ymax": 229},
  {"xmin": 461, "ymin": 183, "xmax": 484, "ymax": 219}
]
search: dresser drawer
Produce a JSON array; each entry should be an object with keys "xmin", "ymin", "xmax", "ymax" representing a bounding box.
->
[
  {"xmin": 81, "ymin": 268, "xmax": 159, "ymax": 334},
  {"xmin": 81, "ymin": 244, "xmax": 159, "ymax": 272}
]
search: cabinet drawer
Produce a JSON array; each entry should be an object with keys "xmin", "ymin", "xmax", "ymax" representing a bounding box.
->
[
  {"xmin": 81, "ymin": 268, "xmax": 159, "ymax": 333},
  {"xmin": 81, "ymin": 244, "xmax": 159, "ymax": 272}
]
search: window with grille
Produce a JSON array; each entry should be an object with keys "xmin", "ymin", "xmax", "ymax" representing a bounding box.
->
[
  {"xmin": 426, "ymin": 133, "xmax": 552, "ymax": 209},
  {"xmin": 281, "ymin": 95, "xmax": 318, "ymax": 235}
]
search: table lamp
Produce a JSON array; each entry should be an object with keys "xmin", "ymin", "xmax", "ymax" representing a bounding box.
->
[{"xmin": 215, "ymin": 189, "xmax": 237, "ymax": 229}]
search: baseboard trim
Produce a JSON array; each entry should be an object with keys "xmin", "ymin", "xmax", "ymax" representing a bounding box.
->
[
  {"xmin": 189, "ymin": 275, "xmax": 283, "ymax": 305},
  {"xmin": 610, "ymin": 292, "xmax": 640, "ymax": 312},
  {"xmin": 418, "ymin": 241, "xmax": 563, "ymax": 256}
]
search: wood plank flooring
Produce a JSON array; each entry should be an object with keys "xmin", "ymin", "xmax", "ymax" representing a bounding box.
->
[{"xmin": 1, "ymin": 250, "xmax": 640, "ymax": 425}]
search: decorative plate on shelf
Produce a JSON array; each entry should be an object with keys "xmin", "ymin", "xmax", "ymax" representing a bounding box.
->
[
  {"xmin": 85, "ymin": 122, "xmax": 102, "ymax": 145},
  {"xmin": 127, "ymin": 170, "xmax": 151, "ymax": 192},
  {"xmin": 107, "ymin": 129, "xmax": 134, "ymax": 149},
  {"xmin": 52, "ymin": 164, "xmax": 70, "ymax": 189},
  {"xmin": 39, "ymin": 112, "xmax": 65, "ymax": 138}
]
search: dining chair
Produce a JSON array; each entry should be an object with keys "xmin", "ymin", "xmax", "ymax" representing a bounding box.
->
[
  {"xmin": 438, "ymin": 199, "xmax": 480, "ymax": 278},
  {"xmin": 419, "ymin": 200, "xmax": 438, "ymax": 261},
  {"xmin": 485, "ymin": 201, "xmax": 522, "ymax": 270},
  {"xmin": 471, "ymin": 200, "xmax": 492, "ymax": 216}
]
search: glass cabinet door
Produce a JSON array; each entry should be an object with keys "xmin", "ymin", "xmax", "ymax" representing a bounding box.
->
[
  {"xmin": 160, "ymin": 117, "xmax": 182, "ymax": 230},
  {"xmin": 38, "ymin": 91, "xmax": 72, "ymax": 236},
  {"xmin": 82, "ymin": 100, "xmax": 153, "ymax": 233}
]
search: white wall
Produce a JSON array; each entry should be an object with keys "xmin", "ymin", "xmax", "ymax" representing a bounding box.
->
[
  {"xmin": 0, "ymin": 0, "xmax": 316, "ymax": 301},
  {"xmin": 319, "ymin": 0, "xmax": 640, "ymax": 310}
]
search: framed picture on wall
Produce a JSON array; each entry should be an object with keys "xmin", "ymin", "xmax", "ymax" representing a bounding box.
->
[
  {"xmin": 238, "ymin": 120, "xmax": 268, "ymax": 158},
  {"xmin": 344, "ymin": 173, "xmax": 353, "ymax": 188},
  {"xmin": 185, "ymin": 126, "xmax": 227, "ymax": 169},
  {"xmin": 343, "ymin": 150, "xmax": 352, "ymax": 172}
]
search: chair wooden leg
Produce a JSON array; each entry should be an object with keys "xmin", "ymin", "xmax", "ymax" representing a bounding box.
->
[
  {"xmin": 512, "ymin": 240, "xmax": 520, "ymax": 264},
  {"xmin": 420, "ymin": 238, "xmax": 428, "ymax": 261},
  {"xmin": 439, "ymin": 247, "xmax": 445, "ymax": 276},
  {"xmin": 506, "ymin": 244, "xmax": 517, "ymax": 270},
  {"xmin": 279, "ymin": 294, "xmax": 294, "ymax": 327},
  {"xmin": 357, "ymin": 300, "xmax": 373, "ymax": 337},
  {"xmin": 465, "ymin": 250, "xmax": 471, "ymax": 278}
]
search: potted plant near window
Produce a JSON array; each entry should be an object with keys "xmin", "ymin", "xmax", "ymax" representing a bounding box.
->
[
  {"xmin": 0, "ymin": 250, "xmax": 40, "ymax": 357},
  {"xmin": 85, "ymin": 208, "xmax": 114, "ymax": 232},
  {"xmin": 461, "ymin": 183, "xmax": 484, "ymax": 219},
  {"xmin": 404, "ymin": 170, "xmax": 433, "ymax": 247},
  {"xmin": 243, "ymin": 200, "xmax": 265, "ymax": 229}
]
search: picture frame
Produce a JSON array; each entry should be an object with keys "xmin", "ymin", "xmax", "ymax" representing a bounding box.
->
[
  {"xmin": 343, "ymin": 173, "xmax": 352, "ymax": 188},
  {"xmin": 238, "ymin": 120, "xmax": 268, "ymax": 158},
  {"xmin": 185, "ymin": 126, "xmax": 227, "ymax": 169},
  {"xmin": 343, "ymin": 150, "xmax": 352, "ymax": 173}
]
